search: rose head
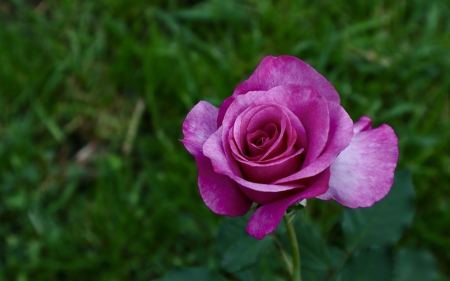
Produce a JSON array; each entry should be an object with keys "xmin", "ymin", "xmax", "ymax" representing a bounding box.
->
[{"xmin": 181, "ymin": 55, "xmax": 398, "ymax": 239}]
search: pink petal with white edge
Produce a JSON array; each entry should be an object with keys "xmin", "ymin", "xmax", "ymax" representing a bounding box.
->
[
  {"xmin": 318, "ymin": 117, "xmax": 399, "ymax": 208},
  {"xmin": 246, "ymin": 169, "xmax": 330, "ymax": 239},
  {"xmin": 181, "ymin": 101, "xmax": 252, "ymax": 216}
]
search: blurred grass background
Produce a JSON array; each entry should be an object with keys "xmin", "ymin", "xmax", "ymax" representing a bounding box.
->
[{"xmin": 0, "ymin": 0, "xmax": 449, "ymax": 280}]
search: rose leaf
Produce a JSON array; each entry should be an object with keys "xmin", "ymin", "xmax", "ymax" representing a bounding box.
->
[
  {"xmin": 342, "ymin": 169, "xmax": 415, "ymax": 251},
  {"xmin": 393, "ymin": 248, "xmax": 439, "ymax": 281},
  {"xmin": 338, "ymin": 247, "xmax": 393, "ymax": 281},
  {"xmin": 154, "ymin": 267, "xmax": 228, "ymax": 281}
]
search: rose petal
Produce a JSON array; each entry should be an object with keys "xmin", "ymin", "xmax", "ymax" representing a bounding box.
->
[
  {"xmin": 204, "ymin": 127, "xmax": 297, "ymax": 192},
  {"xmin": 234, "ymin": 104, "xmax": 287, "ymax": 159},
  {"xmin": 196, "ymin": 156, "xmax": 252, "ymax": 216},
  {"xmin": 246, "ymin": 169, "xmax": 330, "ymax": 239},
  {"xmin": 181, "ymin": 101, "xmax": 220, "ymax": 157},
  {"xmin": 206, "ymin": 127, "xmax": 244, "ymax": 178},
  {"xmin": 227, "ymin": 101, "xmax": 306, "ymax": 165},
  {"xmin": 221, "ymin": 91, "xmax": 267, "ymax": 161},
  {"xmin": 231, "ymin": 131, "xmax": 296, "ymax": 165},
  {"xmin": 353, "ymin": 115, "xmax": 372, "ymax": 134},
  {"xmin": 274, "ymin": 101, "xmax": 354, "ymax": 183},
  {"xmin": 181, "ymin": 101, "xmax": 252, "ymax": 216},
  {"xmin": 247, "ymin": 123, "xmax": 279, "ymax": 157},
  {"xmin": 217, "ymin": 56, "xmax": 340, "ymax": 126},
  {"xmin": 234, "ymin": 56, "xmax": 340, "ymax": 103},
  {"xmin": 251, "ymin": 84, "xmax": 330, "ymax": 166},
  {"xmin": 239, "ymin": 149, "xmax": 304, "ymax": 184},
  {"xmin": 240, "ymin": 185, "xmax": 304, "ymax": 205},
  {"xmin": 318, "ymin": 117, "xmax": 399, "ymax": 208},
  {"xmin": 217, "ymin": 95, "xmax": 235, "ymax": 127},
  {"xmin": 234, "ymin": 104, "xmax": 305, "ymax": 163}
]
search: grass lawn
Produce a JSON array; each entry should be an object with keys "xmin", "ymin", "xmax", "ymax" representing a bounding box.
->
[{"xmin": 1, "ymin": 0, "xmax": 449, "ymax": 280}]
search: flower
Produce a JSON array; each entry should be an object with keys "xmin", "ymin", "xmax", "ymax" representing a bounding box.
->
[{"xmin": 181, "ymin": 55, "xmax": 398, "ymax": 239}]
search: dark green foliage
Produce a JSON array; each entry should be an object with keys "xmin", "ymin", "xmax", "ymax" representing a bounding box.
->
[
  {"xmin": 154, "ymin": 267, "xmax": 228, "ymax": 281},
  {"xmin": 221, "ymin": 236, "xmax": 273, "ymax": 273},
  {"xmin": 217, "ymin": 216, "xmax": 281, "ymax": 281},
  {"xmin": 1, "ymin": 0, "xmax": 449, "ymax": 280},
  {"xmin": 339, "ymin": 247, "xmax": 393, "ymax": 281},
  {"xmin": 394, "ymin": 248, "xmax": 439, "ymax": 281},
  {"xmin": 212, "ymin": 170, "xmax": 439, "ymax": 281}
]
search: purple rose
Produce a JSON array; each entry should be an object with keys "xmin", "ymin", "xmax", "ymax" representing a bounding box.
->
[{"xmin": 181, "ymin": 55, "xmax": 398, "ymax": 239}]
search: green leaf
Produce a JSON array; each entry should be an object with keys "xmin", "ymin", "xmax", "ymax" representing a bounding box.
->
[
  {"xmin": 342, "ymin": 169, "xmax": 415, "ymax": 250},
  {"xmin": 232, "ymin": 267, "xmax": 262, "ymax": 281},
  {"xmin": 302, "ymin": 269, "xmax": 330, "ymax": 281},
  {"xmin": 154, "ymin": 267, "xmax": 228, "ymax": 281},
  {"xmin": 216, "ymin": 216, "xmax": 249, "ymax": 256},
  {"xmin": 280, "ymin": 221, "xmax": 341, "ymax": 281},
  {"xmin": 217, "ymin": 216, "xmax": 278, "ymax": 278},
  {"xmin": 230, "ymin": 251, "xmax": 284, "ymax": 281},
  {"xmin": 394, "ymin": 248, "xmax": 439, "ymax": 281},
  {"xmin": 338, "ymin": 247, "xmax": 393, "ymax": 281},
  {"xmin": 221, "ymin": 236, "xmax": 273, "ymax": 273},
  {"xmin": 296, "ymin": 223, "xmax": 333, "ymax": 270}
]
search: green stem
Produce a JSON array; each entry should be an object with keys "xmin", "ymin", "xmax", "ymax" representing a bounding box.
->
[{"xmin": 283, "ymin": 214, "xmax": 301, "ymax": 281}]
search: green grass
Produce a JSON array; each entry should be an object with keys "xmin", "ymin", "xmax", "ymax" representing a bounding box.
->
[{"xmin": 1, "ymin": 0, "xmax": 449, "ymax": 280}]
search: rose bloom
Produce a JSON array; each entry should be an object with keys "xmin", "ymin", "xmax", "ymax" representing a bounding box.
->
[{"xmin": 181, "ymin": 56, "xmax": 398, "ymax": 239}]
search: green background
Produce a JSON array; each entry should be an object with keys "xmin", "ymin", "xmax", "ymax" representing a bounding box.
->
[{"xmin": 1, "ymin": 0, "xmax": 449, "ymax": 280}]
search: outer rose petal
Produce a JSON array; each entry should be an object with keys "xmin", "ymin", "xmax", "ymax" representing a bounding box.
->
[
  {"xmin": 353, "ymin": 115, "xmax": 372, "ymax": 134},
  {"xmin": 217, "ymin": 95, "xmax": 235, "ymax": 127},
  {"xmin": 196, "ymin": 156, "xmax": 252, "ymax": 216},
  {"xmin": 246, "ymin": 169, "xmax": 330, "ymax": 239},
  {"xmin": 234, "ymin": 56, "xmax": 340, "ymax": 103},
  {"xmin": 217, "ymin": 55, "xmax": 340, "ymax": 126},
  {"xmin": 182, "ymin": 101, "xmax": 220, "ymax": 158},
  {"xmin": 318, "ymin": 117, "xmax": 399, "ymax": 208},
  {"xmin": 181, "ymin": 101, "xmax": 252, "ymax": 216}
]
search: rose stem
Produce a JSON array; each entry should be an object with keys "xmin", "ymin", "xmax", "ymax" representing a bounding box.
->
[{"xmin": 283, "ymin": 214, "xmax": 301, "ymax": 281}]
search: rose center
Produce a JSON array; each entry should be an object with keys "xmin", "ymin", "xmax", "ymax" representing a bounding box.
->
[
  {"xmin": 255, "ymin": 136, "xmax": 266, "ymax": 146},
  {"xmin": 255, "ymin": 135, "xmax": 268, "ymax": 146},
  {"xmin": 248, "ymin": 123, "xmax": 277, "ymax": 148}
]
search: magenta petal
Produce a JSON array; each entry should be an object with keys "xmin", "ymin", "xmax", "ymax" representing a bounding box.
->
[
  {"xmin": 246, "ymin": 169, "xmax": 330, "ymax": 239},
  {"xmin": 239, "ymin": 149, "xmax": 303, "ymax": 184},
  {"xmin": 181, "ymin": 101, "xmax": 219, "ymax": 157},
  {"xmin": 239, "ymin": 185, "xmax": 302, "ymax": 205},
  {"xmin": 233, "ymin": 55, "xmax": 340, "ymax": 104},
  {"xmin": 222, "ymin": 91, "xmax": 267, "ymax": 142},
  {"xmin": 274, "ymin": 101, "xmax": 354, "ymax": 183},
  {"xmin": 205, "ymin": 127, "xmax": 244, "ymax": 178},
  {"xmin": 217, "ymin": 96, "xmax": 235, "ymax": 127},
  {"xmin": 182, "ymin": 101, "xmax": 252, "ymax": 216},
  {"xmin": 353, "ymin": 116, "xmax": 372, "ymax": 134},
  {"xmin": 221, "ymin": 91, "xmax": 267, "ymax": 161},
  {"xmin": 196, "ymin": 156, "xmax": 252, "ymax": 216},
  {"xmin": 322, "ymin": 120, "xmax": 399, "ymax": 208},
  {"xmin": 252, "ymin": 84, "xmax": 330, "ymax": 167},
  {"xmin": 204, "ymin": 127, "xmax": 297, "ymax": 192},
  {"xmin": 247, "ymin": 123, "xmax": 279, "ymax": 157},
  {"xmin": 234, "ymin": 104, "xmax": 286, "ymax": 158}
]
